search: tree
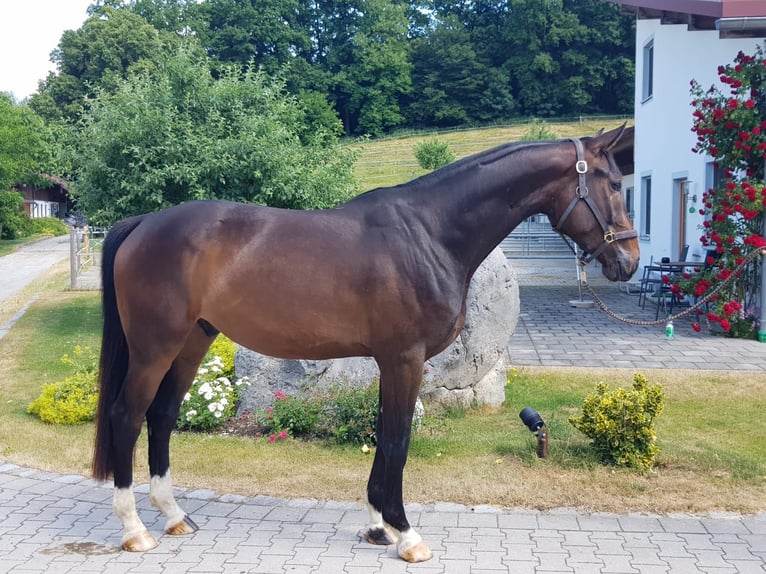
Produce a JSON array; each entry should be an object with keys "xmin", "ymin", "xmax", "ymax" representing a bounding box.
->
[
  {"xmin": 191, "ymin": 0, "xmax": 311, "ymax": 72},
  {"xmin": 69, "ymin": 48, "xmax": 358, "ymax": 224},
  {"xmin": 676, "ymin": 44, "xmax": 766, "ymax": 337},
  {"xmin": 0, "ymin": 94, "xmax": 50, "ymax": 190},
  {"xmin": 406, "ymin": 15, "xmax": 514, "ymax": 127},
  {"xmin": 129, "ymin": 0, "xmax": 195, "ymax": 33},
  {"xmin": 29, "ymin": 5, "xmax": 175, "ymax": 121},
  {"xmin": 432, "ymin": 0, "xmax": 634, "ymax": 118},
  {"xmin": 344, "ymin": 0, "xmax": 412, "ymax": 135}
]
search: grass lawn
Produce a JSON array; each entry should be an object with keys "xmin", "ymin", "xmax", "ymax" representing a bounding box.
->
[
  {"xmin": 350, "ymin": 118, "xmax": 630, "ymax": 192},
  {"xmin": 1, "ymin": 287, "xmax": 764, "ymax": 515}
]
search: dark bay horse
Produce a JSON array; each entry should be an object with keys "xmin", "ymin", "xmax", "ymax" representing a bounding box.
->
[{"xmin": 92, "ymin": 125, "xmax": 639, "ymax": 562}]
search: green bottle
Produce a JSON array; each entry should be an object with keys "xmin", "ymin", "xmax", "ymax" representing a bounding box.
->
[{"xmin": 665, "ymin": 317, "xmax": 674, "ymax": 340}]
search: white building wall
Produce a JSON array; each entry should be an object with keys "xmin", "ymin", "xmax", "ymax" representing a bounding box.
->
[{"xmin": 633, "ymin": 19, "xmax": 762, "ymax": 270}]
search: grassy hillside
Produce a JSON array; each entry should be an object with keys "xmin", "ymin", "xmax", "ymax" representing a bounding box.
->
[{"xmin": 351, "ymin": 117, "xmax": 632, "ymax": 192}]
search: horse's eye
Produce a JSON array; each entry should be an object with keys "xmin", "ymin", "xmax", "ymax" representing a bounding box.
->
[{"xmin": 610, "ymin": 181, "xmax": 622, "ymax": 192}]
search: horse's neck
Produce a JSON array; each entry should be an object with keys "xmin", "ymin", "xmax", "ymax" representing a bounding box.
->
[{"xmin": 421, "ymin": 149, "xmax": 563, "ymax": 276}]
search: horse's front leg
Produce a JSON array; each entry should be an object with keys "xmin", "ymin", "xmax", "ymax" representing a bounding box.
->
[{"xmin": 364, "ymin": 349, "xmax": 433, "ymax": 563}]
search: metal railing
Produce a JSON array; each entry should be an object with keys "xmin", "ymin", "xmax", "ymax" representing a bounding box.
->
[
  {"xmin": 69, "ymin": 226, "xmax": 107, "ymax": 289},
  {"xmin": 501, "ymin": 218, "xmax": 575, "ymax": 259}
]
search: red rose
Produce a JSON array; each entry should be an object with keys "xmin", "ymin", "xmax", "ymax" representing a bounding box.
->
[
  {"xmin": 691, "ymin": 323, "xmax": 702, "ymax": 332},
  {"xmin": 720, "ymin": 319, "xmax": 731, "ymax": 332}
]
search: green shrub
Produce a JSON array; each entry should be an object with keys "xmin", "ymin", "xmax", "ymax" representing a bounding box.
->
[
  {"xmin": 0, "ymin": 191, "xmax": 30, "ymax": 239},
  {"xmin": 28, "ymin": 217, "xmax": 68, "ymax": 236},
  {"xmin": 568, "ymin": 373, "xmax": 664, "ymax": 470},
  {"xmin": 260, "ymin": 383, "xmax": 381, "ymax": 445},
  {"xmin": 414, "ymin": 138, "xmax": 455, "ymax": 170},
  {"xmin": 328, "ymin": 383, "xmax": 380, "ymax": 445},
  {"xmin": 272, "ymin": 392, "xmax": 323, "ymax": 437},
  {"xmin": 520, "ymin": 118, "xmax": 557, "ymax": 141},
  {"xmin": 27, "ymin": 372, "xmax": 98, "ymax": 424},
  {"xmin": 27, "ymin": 346, "xmax": 99, "ymax": 424}
]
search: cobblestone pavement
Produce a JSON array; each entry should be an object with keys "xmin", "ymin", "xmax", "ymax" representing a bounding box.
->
[
  {"xmin": 1, "ymin": 252, "xmax": 765, "ymax": 573},
  {"xmin": 508, "ymin": 259, "xmax": 766, "ymax": 371},
  {"xmin": 1, "ymin": 461, "xmax": 764, "ymax": 573}
]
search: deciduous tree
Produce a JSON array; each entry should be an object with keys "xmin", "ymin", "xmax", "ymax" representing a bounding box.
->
[{"xmin": 69, "ymin": 48, "xmax": 357, "ymax": 224}]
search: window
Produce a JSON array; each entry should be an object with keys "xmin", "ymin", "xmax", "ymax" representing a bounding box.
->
[
  {"xmin": 640, "ymin": 176, "xmax": 652, "ymax": 237},
  {"xmin": 625, "ymin": 186, "xmax": 635, "ymax": 219},
  {"xmin": 642, "ymin": 40, "xmax": 654, "ymax": 102}
]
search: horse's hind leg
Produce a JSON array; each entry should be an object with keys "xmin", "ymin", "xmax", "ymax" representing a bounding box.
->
[
  {"xmin": 111, "ymin": 357, "xmax": 177, "ymax": 552},
  {"xmin": 147, "ymin": 323, "xmax": 217, "ymax": 538},
  {"xmin": 364, "ymin": 348, "xmax": 433, "ymax": 563}
]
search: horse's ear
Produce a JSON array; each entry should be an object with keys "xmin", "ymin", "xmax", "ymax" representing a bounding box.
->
[{"xmin": 589, "ymin": 123, "xmax": 626, "ymax": 153}]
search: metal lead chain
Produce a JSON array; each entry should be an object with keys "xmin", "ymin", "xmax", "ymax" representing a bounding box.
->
[{"xmin": 580, "ymin": 249, "xmax": 763, "ymax": 327}]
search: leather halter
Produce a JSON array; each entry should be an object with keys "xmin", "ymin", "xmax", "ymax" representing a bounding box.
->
[{"xmin": 554, "ymin": 138, "xmax": 638, "ymax": 265}]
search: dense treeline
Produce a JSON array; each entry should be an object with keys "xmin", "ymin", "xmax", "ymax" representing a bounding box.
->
[{"xmin": 30, "ymin": 0, "xmax": 635, "ymax": 136}]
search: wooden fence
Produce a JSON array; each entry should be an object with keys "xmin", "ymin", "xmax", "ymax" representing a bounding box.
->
[{"xmin": 69, "ymin": 226, "xmax": 107, "ymax": 290}]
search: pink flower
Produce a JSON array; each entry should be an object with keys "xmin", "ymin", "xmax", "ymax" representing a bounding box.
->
[
  {"xmin": 279, "ymin": 430, "xmax": 288, "ymax": 440},
  {"xmin": 269, "ymin": 434, "xmax": 276, "ymax": 443}
]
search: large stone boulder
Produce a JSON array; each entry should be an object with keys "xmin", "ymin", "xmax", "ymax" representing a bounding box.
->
[{"xmin": 235, "ymin": 247, "xmax": 519, "ymax": 412}]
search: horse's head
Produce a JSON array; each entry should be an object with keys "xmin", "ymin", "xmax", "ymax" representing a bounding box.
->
[{"xmin": 551, "ymin": 125, "xmax": 640, "ymax": 282}]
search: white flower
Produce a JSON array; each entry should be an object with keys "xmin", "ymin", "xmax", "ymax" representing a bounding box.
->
[
  {"xmin": 198, "ymin": 382, "xmax": 212, "ymax": 395},
  {"xmin": 211, "ymin": 365, "xmax": 223, "ymax": 374},
  {"xmin": 204, "ymin": 392, "xmax": 214, "ymax": 401},
  {"xmin": 186, "ymin": 409, "xmax": 197, "ymax": 420},
  {"xmin": 183, "ymin": 393, "xmax": 191, "ymax": 402},
  {"xmin": 198, "ymin": 368, "xmax": 209, "ymax": 375},
  {"xmin": 413, "ymin": 397, "xmax": 425, "ymax": 431},
  {"xmin": 214, "ymin": 411, "xmax": 222, "ymax": 418},
  {"xmin": 220, "ymin": 397, "xmax": 229, "ymax": 406},
  {"xmin": 208, "ymin": 403, "xmax": 218, "ymax": 413}
]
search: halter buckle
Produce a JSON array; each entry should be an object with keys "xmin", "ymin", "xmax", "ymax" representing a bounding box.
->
[
  {"xmin": 576, "ymin": 185, "xmax": 589, "ymax": 198},
  {"xmin": 575, "ymin": 160, "xmax": 588, "ymax": 174},
  {"xmin": 604, "ymin": 230, "xmax": 616, "ymax": 243}
]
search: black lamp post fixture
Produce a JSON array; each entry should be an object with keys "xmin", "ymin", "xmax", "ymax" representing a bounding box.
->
[{"xmin": 519, "ymin": 407, "xmax": 548, "ymax": 458}]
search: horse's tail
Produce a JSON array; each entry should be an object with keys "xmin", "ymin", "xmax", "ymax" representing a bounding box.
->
[{"xmin": 92, "ymin": 215, "xmax": 145, "ymax": 481}]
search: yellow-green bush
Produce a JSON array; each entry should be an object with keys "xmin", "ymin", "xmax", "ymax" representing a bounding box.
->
[
  {"xmin": 27, "ymin": 372, "xmax": 98, "ymax": 424},
  {"xmin": 27, "ymin": 346, "xmax": 99, "ymax": 425},
  {"xmin": 28, "ymin": 217, "xmax": 69, "ymax": 236},
  {"xmin": 208, "ymin": 335, "xmax": 236, "ymax": 379},
  {"xmin": 569, "ymin": 373, "xmax": 664, "ymax": 470}
]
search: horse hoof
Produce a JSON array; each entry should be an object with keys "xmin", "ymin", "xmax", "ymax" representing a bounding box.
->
[
  {"xmin": 122, "ymin": 530, "xmax": 158, "ymax": 552},
  {"xmin": 166, "ymin": 515, "xmax": 199, "ymax": 536},
  {"xmin": 363, "ymin": 526, "xmax": 397, "ymax": 546},
  {"xmin": 399, "ymin": 540, "xmax": 433, "ymax": 563}
]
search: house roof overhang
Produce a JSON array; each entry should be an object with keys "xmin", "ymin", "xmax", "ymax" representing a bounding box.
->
[{"xmin": 609, "ymin": 0, "xmax": 766, "ymax": 37}]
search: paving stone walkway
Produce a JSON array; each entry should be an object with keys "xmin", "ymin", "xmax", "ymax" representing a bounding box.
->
[{"xmin": 1, "ymin": 461, "xmax": 764, "ymax": 573}]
